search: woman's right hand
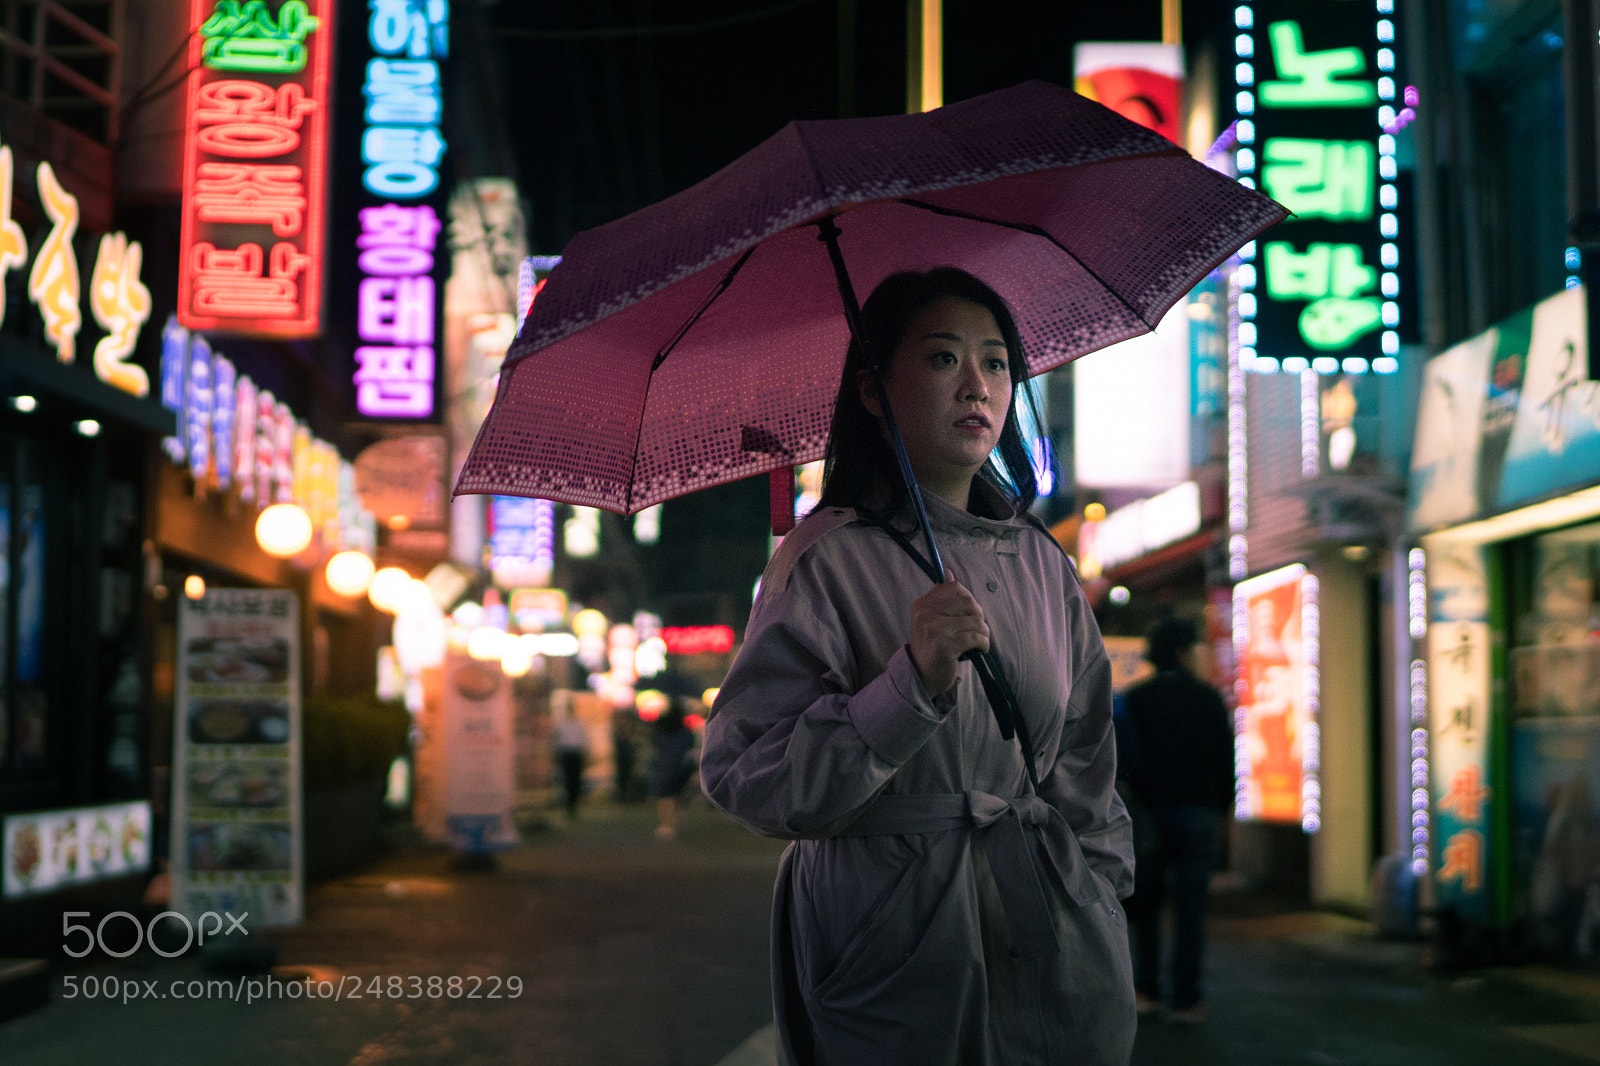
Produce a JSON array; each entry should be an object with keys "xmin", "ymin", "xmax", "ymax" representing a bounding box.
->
[{"xmin": 907, "ymin": 570, "xmax": 990, "ymax": 695}]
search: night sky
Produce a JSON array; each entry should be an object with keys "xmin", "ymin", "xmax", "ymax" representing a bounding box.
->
[{"xmin": 471, "ymin": 0, "xmax": 1220, "ymax": 254}]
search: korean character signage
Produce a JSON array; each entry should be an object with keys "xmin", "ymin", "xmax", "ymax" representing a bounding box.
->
[
  {"xmin": 1233, "ymin": 0, "xmax": 1412, "ymax": 375},
  {"xmin": 330, "ymin": 0, "xmax": 451, "ymax": 422},
  {"xmin": 0, "ymin": 134, "xmax": 155, "ymax": 397},
  {"xmin": 177, "ymin": 0, "xmax": 334, "ymax": 337},
  {"xmin": 1423, "ymin": 541, "xmax": 1491, "ymax": 920}
]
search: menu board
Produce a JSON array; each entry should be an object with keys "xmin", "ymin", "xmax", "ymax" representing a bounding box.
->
[
  {"xmin": 3, "ymin": 801, "xmax": 152, "ymax": 899},
  {"xmin": 171, "ymin": 588, "xmax": 302, "ymax": 927}
]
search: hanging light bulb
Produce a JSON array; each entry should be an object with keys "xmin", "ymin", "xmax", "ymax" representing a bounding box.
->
[
  {"xmin": 325, "ymin": 550, "xmax": 376, "ymax": 597},
  {"xmin": 255, "ymin": 503, "xmax": 314, "ymax": 558},
  {"xmin": 368, "ymin": 566, "xmax": 414, "ymax": 613}
]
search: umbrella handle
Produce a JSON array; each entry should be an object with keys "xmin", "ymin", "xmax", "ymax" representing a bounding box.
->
[{"xmin": 817, "ymin": 216, "xmax": 1039, "ymax": 792}]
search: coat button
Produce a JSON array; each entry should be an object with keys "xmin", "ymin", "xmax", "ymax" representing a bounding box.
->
[{"xmin": 986, "ymin": 579, "xmax": 1000, "ymax": 592}]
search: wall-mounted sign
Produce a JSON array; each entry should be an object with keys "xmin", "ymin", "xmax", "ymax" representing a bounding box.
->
[
  {"xmin": 1408, "ymin": 286, "xmax": 1599, "ymax": 531},
  {"xmin": 3, "ymin": 801, "xmax": 152, "ymax": 899},
  {"xmin": 330, "ymin": 0, "xmax": 452, "ymax": 421},
  {"xmin": 1088, "ymin": 480, "xmax": 1203, "ymax": 573},
  {"xmin": 177, "ymin": 0, "xmax": 334, "ymax": 337},
  {"xmin": 158, "ymin": 315, "xmax": 376, "ymax": 553},
  {"xmin": 661, "ymin": 626, "xmax": 735, "ymax": 656},
  {"xmin": 0, "ymin": 139, "xmax": 154, "ymax": 398},
  {"xmin": 489, "ymin": 496, "xmax": 555, "ymax": 589},
  {"xmin": 1423, "ymin": 541, "xmax": 1491, "ymax": 921},
  {"xmin": 1234, "ymin": 0, "xmax": 1410, "ymax": 375},
  {"xmin": 1073, "ymin": 41, "xmax": 1184, "ymax": 146},
  {"xmin": 1233, "ymin": 563, "xmax": 1321, "ymax": 831}
]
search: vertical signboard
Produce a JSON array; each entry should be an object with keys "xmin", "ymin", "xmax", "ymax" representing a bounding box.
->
[
  {"xmin": 172, "ymin": 589, "xmax": 303, "ymax": 928},
  {"xmin": 1234, "ymin": 0, "xmax": 1409, "ymax": 375},
  {"xmin": 1425, "ymin": 541, "xmax": 1492, "ymax": 921},
  {"xmin": 177, "ymin": 0, "xmax": 334, "ymax": 337},
  {"xmin": 416, "ymin": 650, "xmax": 516, "ymax": 853},
  {"xmin": 1233, "ymin": 563, "xmax": 1321, "ymax": 829},
  {"xmin": 330, "ymin": 0, "xmax": 452, "ymax": 421}
]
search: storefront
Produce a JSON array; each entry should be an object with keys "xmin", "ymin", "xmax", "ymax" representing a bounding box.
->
[
  {"xmin": 0, "ymin": 140, "xmax": 172, "ymax": 953},
  {"xmin": 1408, "ymin": 285, "xmax": 1600, "ymax": 962}
]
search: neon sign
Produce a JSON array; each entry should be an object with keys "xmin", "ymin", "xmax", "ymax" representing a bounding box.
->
[
  {"xmin": 27, "ymin": 162, "xmax": 82, "ymax": 363},
  {"xmin": 1233, "ymin": 0, "xmax": 1407, "ymax": 375},
  {"xmin": 156, "ymin": 315, "xmax": 375, "ymax": 554},
  {"xmin": 0, "ymin": 143, "xmax": 26, "ymax": 325},
  {"xmin": 178, "ymin": 0, "xmax": 332, "ymax": 337},
  {"xmin": 336, "ymin": 0, "xmax": 450, "ymax": 420}
]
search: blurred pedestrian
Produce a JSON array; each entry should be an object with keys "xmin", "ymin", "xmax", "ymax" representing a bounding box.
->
[
  {"xmin": 701, "ymin": 268, "xmax": 1135, "ymax": 1065},
  {"xmin": 612, "ymin": 708, "xmax": 640, "ymax": 802},
  {"xmin": 650, "ymin": 698, "xmax": 697, "ymax": 839},
  {"xmin": 553, "ymin": 704, "xmax": 589, "ymax": 819},
  {"xmin": 1121, "ymin": 617, "xmax": 1235, "ymax": 1023}
]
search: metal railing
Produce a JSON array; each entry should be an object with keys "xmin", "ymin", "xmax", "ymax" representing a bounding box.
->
[{"xmin": 0, "ymin": 0, "xmax": 122, "ymax": 145}]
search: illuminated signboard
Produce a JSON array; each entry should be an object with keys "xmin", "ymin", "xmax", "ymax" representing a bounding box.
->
[
  {"xmin": 661, "ymin": 626, "xmax": 735, "ymax": 656},
  {"xmin": 1232, "ymin": 563, "xmax": 1321, "ymax": 831},
  {"xmin": 177, "ymin": 0, "xmax": 334, "ymax": 337},
  {"xmin": 157, "ymin": 315, "xmax": 375, "ymax": 553},
  {"xmin": 1, "ymin": 134, "xmax": 155, "ymax": 398},
  {"xmin": 488, "ymin": 496, "xmax": 555, "ymax": 589},
  {"xmin": 1233, "ymin": 0, "xmax": 1410, "ymax": 375},
  {"xmin": 330, "ymin": 0, "xmax": 451, "ymax": 421},
  {"xmin": 3, "ymin": 801, "xmax": 152, "ymax": 899}
]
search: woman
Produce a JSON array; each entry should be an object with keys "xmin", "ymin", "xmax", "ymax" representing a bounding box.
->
[{"xmin": 700, "ymin": 268, "xmax": 1136, "ymax": 1064}]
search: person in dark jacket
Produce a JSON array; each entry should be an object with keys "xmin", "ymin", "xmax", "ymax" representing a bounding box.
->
[{"xmin": 1122, "ymin": 617, "xmax": 1234, "ymax": 1023}]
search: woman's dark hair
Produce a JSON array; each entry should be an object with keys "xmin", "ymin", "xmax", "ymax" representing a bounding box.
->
[{"xmin": 816, "ymin": 267, "xmax": 1046, "ymax": 518}]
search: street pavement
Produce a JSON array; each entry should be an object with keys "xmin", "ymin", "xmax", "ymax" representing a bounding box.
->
[{"xmin": 4, "ymin": 796, "xmax": 1600, "ymax": 1065}]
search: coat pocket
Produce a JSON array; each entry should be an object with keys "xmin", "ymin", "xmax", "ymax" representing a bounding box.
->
[{"xmin": 809, "ymin": 859, "xmax": 920, "ymax": 1003}]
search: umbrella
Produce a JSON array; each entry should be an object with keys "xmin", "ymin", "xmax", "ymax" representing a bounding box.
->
[{"xmin": 455, "ymin": 80, "xmax": 1286, "ymax": 783}]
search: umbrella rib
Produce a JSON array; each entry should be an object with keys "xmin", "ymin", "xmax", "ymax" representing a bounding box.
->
[
  {"xmin": 895, "ymin": 197, "xmax": 1158, "ymax": 331},
  {"xmin": 624, "ymin": 244, "xmax": 757, "ymax": 513}
]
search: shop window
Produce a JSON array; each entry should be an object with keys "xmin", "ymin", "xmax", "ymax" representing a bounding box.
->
[
  {"xmin": 1510, "ymin": 523, "xmax": 1600, "ymax": 718},
  {"xmin": 0, "ymin": 438, "xmax": 50, "ymax": 774}
]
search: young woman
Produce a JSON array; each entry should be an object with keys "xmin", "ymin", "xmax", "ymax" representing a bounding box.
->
[{"xmin": 700, "ymin": 268, "xmax": 1136, "ymax": 1064}]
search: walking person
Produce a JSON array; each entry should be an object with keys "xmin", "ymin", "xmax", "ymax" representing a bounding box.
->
[
  {"xmin": 1121, "ymin": 617, "xmax": 1235, "ymax": 1023},
  {"xmin": 701, "ymin": 268, "xmax": 1136, "ymax": 1065},
  {"xmin": 650, "ymin": 697, "xmax": 698, "ymax": 839},
  {"xmin": 553, "ymin": 702, "xmax": 589, "ymax": 819}
]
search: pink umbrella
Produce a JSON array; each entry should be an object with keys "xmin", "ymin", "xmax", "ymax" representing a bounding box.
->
[
  {"xmin": 455, "ymin": 80, "xmax": 1286, "ymax": 783},
  {"xmin": 456, "ymin": 80, "xmax": 1282, "ymax": 521}
]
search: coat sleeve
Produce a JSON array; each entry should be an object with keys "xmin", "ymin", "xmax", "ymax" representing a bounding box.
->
[
  {"xmin": 699, "ymin": 549, "xmax": 955, "ymax": 839},
  {"xmin": 1037, "ymin": 594, "xmax": 1136, "ymax": 900}
]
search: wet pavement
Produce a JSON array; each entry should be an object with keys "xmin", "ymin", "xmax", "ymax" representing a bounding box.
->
[{"xmin": 4, "ymin": 796, "xmax": 1600, "ymax": 1065}]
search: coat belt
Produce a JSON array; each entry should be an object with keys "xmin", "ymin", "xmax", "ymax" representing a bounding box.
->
[{"xmin": 830, "ymin": 790, "xmax": 1104, "ymax": 959}]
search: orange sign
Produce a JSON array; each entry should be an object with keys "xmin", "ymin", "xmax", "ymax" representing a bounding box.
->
[
  {"xmin": 1235, "ymin": 565, "xmax": 1312, "ymax": 824},
  {"xmin": 177, "ymin": 0, "xmax": 333, "ymax": 337}
]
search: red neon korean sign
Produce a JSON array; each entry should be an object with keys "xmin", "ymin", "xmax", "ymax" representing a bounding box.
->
[
  {"xmin": 178, "ymin": 0, "xmax": 333, "ymax": 337},
  {"xmin": 661, "ymin": 626, "xmax": 736, "ymax": 656}
]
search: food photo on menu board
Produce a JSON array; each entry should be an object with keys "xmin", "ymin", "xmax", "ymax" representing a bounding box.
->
[
  {"xmin": 186, "ymin": 760, "xmax": 289, "ymax": 810},
  {"xmin": 186, "ymin": 821, "xmax": 293, "ymax": 872},
  {"xmin": 187, "ymin": 698, "xmax": 291, "ymax": 745},
  {"xmin": 185, "ymin": 636, "xmax": 292, "ymax": 685}
]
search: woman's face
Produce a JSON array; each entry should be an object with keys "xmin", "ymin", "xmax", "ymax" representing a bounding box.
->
[{"xmin": 860, "ymin": 296, "xmax": 1013, "ymax": 508}]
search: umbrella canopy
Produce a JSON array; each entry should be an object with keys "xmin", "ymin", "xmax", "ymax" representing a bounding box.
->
[{"xmin": 455, "ymin": 79, "xmax": 1286, "ymax": 512}]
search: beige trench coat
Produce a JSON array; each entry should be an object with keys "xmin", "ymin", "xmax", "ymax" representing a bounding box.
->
[{"xmin": 701, "ymin": 483, "xmax": 1136, "ymax": 1065}]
